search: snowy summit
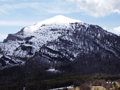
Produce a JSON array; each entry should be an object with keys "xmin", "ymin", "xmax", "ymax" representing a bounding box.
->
[
  {"xmin": 24, "ymin": 15, "xmax": 83, "ymax": 33},
  {"xmin": 37, "ymin": 15, "xmax": 82, "ymax": 25},
  {"xmin": 1, "ymin": 14, "xmax": 120, "ymax": 74}
]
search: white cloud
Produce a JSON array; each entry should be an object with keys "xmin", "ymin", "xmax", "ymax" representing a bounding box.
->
[
  {"xmin": 0, "ymin": 0, "xmax": 10, "ymax": 1},
  {"xmin": 0, "ymin": 2, "xmax": 40, "ymax": 10},
  {"xmin": 46, "ymin": 7, "xmax": 79, "ymax": 14},
  {"xmin": 0, "ymin": 0, "xmax": 13, "ymax": 2},
  {"xmin": 0, "ymin": 34, "xmax": 7, "ymax": 41},
  {"xmin": 46, "ymin": 0, "xmax": 80, "ymax": 14},
  {"xmin": 67, "ymin": 0, "xmax": 120, "ymax": 17},
  {"xmin": 0, "ymin": 21, "xmax": 36, "ymax": 26},
  {"xmin": 0, "ymin": 1, "xmax": 80, "ymax": 15},
  {"xmin": 101, "ymin": 26, "xmax": 120, "ymax": 35},
  {"xmin": 109, "ymin": 27, "xmax": 120, "ymax": 35},
  {"xmin": 0, "ymin": 2, "xmax": 41, "ymax": 15}
]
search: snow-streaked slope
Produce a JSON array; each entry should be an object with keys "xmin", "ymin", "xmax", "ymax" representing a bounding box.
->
[
  {"xmin": 12, "ymin": 15, "xmax": 84, "ymax": 57},
  {"xmin": 0, "ymin": 15, "xmax": 84, "ymax": 69},
  {"xmin": 0, "ymin": 15, "xmax": 120, "ymax": 70}
]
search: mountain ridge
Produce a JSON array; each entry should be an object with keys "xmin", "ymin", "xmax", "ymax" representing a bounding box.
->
[{"xmin": 0, "ymin": 15, "xmax": 120, "ymax": 75}]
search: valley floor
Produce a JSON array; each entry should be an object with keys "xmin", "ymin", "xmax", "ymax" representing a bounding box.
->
[{"xmin": 0, "ymin": 66, "xmax": 120, "ymax": 90}]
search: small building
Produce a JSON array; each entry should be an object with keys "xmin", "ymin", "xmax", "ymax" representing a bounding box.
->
[{"xmin": 91, "ymin": 86, "xmax": 106, "ymax": 90}]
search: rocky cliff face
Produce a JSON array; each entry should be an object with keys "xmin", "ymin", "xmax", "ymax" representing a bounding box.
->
[{"xmin": 0, "ymin": 15, "xmax": 120, "ymax": 74}]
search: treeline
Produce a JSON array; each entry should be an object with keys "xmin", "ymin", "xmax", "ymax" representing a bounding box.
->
[{"xmin": 0, "ymin": 66, "xmax": 120, "ymax": 90}]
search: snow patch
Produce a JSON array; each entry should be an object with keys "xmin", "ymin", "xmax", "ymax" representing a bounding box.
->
[
  {"xmin": 46, "ymin": 68, "xmax": 59, "ymax": 72},
  {"xmin": 0, "ymin": 54, "xmax": 3, "ymax": 58},
  {"xmin": 50, "ymin": 85, "xmax": 74, "ymax": 90}
]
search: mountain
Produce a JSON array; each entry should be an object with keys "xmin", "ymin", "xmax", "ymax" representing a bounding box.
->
[{"xmin": 0, "ymin": 15, "xmax": 120, "ymax": 74}]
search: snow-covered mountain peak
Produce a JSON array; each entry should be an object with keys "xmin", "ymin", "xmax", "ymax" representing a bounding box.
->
[
  {"xmin": 1, "ymin": 15, "xmax": 120, "ymax": 73},
  {"xmin": 23, "ymin": 15, "xmax": 83, "ymax": 33},
  {"xmin": 36, "ymin": 15, "xmax": 82, "ymax": 25}
]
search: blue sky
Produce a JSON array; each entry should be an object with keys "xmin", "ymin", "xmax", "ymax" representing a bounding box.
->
[{"xmin": 0, "ymin": 0, "xmax": 120, "ymax": 41}]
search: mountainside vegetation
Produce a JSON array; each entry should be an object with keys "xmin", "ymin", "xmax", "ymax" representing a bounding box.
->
[{"xmin": 0, "ymin": 65, "xmax": 120, "ymax": 90}]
